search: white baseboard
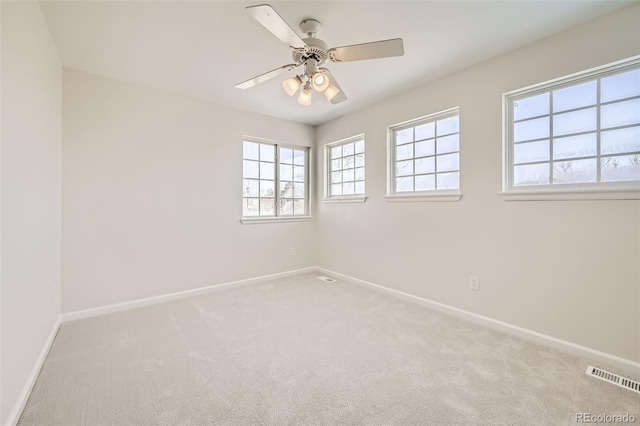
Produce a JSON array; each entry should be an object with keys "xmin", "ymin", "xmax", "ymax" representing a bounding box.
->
[
  {"xmin": 5, "ymin": 316, "xmax": 61, "ymax": 426},
  {"xmin": 315, "ymin": 267, "xmax": 640, "ymax": 377},
  {"xmin": 61, "ymin": 267, "xmax": 317, "ymax": 322}
]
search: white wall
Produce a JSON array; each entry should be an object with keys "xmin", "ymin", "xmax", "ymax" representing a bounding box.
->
[
  {"xmin": 62, "ymin": 69, "xmax": 316, "ymax": 313},
  {"xmin": 314, "ymin": 4, "xmax": 640, "ymax": 362},
  {"xmin": 1, "ymin": 2, "xmax": 62, "ymax": 424}
]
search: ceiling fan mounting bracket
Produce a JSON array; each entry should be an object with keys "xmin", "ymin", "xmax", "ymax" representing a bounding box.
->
[{"xmin": 299, "ymin": 18, "xmax": 322, "ymax": 38}]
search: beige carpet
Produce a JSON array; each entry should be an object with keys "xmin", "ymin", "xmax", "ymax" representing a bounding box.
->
[{"xmin": 19, "ymin": 273, "xmax": 639, "ymax": 425}]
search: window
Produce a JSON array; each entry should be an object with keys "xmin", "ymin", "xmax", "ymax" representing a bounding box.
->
[
  {"xmin": 242, "ymin": 139, "xmax": 309, "ymax": 220},
  {"xmin": 388, "ymin": 108, "xmax": 461, "ymax": 200},
  {"xmin": 326, "ymin": 135, "xmax": 366, "ymax": 201},
  {"xmin": 503, "ymin": 57, "xmax": 640, "ymax": 198}
]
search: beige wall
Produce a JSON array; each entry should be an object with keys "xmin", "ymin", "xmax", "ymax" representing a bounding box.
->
[
  {"xmin": 314, "ymin": 4, "xmax": 640, "ymax": 362},
  {"xmin": 62, "ymin": 69, "xmax": 316, "ymax": 313},
  {"xmin": 1, "ymin": 2, "xmax": 62, "ymax": 423}
]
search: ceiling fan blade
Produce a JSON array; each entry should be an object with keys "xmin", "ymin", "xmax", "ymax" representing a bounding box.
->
[
  {"xmin": 235, "ymin": 63, "xmax": 298, "ymax": 89},
  {"xmin": 320, "ymin": 68, "xmax": 347, "ymax": 104},
  {"xmin": 329, "ymin": 38, "xmax": 404, "ymax": 63},
  {"xmin": 246, "ymin": 4, "xmax": 308, "ymax": 51}
]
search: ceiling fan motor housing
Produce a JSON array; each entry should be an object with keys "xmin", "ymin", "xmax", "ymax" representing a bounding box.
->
[{"xmin": 293, "ymin": 37, "xmax": 328, "ymax": 66}]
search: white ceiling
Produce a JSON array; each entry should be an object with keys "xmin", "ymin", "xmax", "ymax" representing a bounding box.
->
[{"xmin": 40, "ymin": 0, "xmax": 633, "ymax": 125}]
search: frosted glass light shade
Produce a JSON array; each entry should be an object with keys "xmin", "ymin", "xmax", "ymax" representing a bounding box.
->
[
  {"xmin": 282, "ymin": 76, "xmax": 302, "ymax": 96},
  {"xmin": 324, "ymin": 84, "xmax": 340, "ymax": 102},
  {"xmin": 312, "ymin": 72, "xmax": 330, "ymax": 92},
  {"xmin": 298, "ymin": 85, "xmax": 312, "ymax": 106}
]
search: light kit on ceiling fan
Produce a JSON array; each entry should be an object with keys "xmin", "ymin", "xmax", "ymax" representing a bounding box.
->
[
  {"xmin": 312, "ymin": 72, "xmax": 330, "ymax": 92},
  {"xmin": 235, "ymin": 4, "xmax": 404, "ymax": 107},
  {"xmin": 297, "ymin": 82, "xmax": 313, "ymax": 106},
  {"xmin": 282, "ymin": 70, "xmax": 334, "ymax": 106},
  {"xmin": 282, "ymin": 75, "xmax": 302, "ymax": 96}
]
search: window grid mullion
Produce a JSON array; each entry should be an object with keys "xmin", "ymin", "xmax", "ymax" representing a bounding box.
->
[
  {"xmin": 268, "ymin": 146, "xmax": 275, "ymax": 217},
  {"xmin": 513, "ymin": 135, "xmax": 551, "ymax": 145},
  {"xmin": 601, "ymin": 123, "xmax": 640, "ymax": 133},
  {"xmin": 516, "ymin": 123, "xmax": 640, "ymax": 145},
  {"xmin": 548, "ymin": 91, "xmax": 554, "ymax": 185},
  {"xmin": 600, "ymin": 94, "xmax": 640, "ymax": 107},
  {"xmin": 411, "ymin": 127, "xmax": 416, "ymax": 190},
  {"xmin": 339, "ymin": 153, "xmax": 344, "ymax": 193},
  {"xmin": 513, "ymin": 95, "xmax": 640, "ymax": 125},
  {"xmin": 434, "ymin": 134, "xmax": 439, "ymax": 189},
  {"xmin": 275, "ymin": 147, "xmax": 280, "ymax": 216},
  {"xmin": 513, "ymin": 112, "xmax": 555, "ymax": 124},
  {"xmin": 257, "ymin": 145, "xmax": 262, "ymax": 216},
  {"xmin": 432, "ymin": 131, "xmax": 458, "ymax": 138},
  {"xmin": 338, "ymin": 153, "xmax": 342, "ymax": 181},
  {"xmin": 510, "ymin": 100, "xmax": 515, "ymax": 189},
  {"xmin": 601, "ymin": 151, "xmax": 640, "ymax": 158},
  {"xmin": 393, "ymin": 134, "xmax": 397, "ymax": 191},
  {"xmin": 596, "ymin": 78, "xmax": 602, "ymax": 183},
  {"xmin": 514, "ymin": 103, "xmax": 597, "ymax": 124},
  {"xmin": 516, "ymin": 150, "xmax": 640, "ymax": 167}
]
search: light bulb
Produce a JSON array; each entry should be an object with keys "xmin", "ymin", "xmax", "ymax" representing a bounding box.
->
[
  {"xmin": 297, "ymin": 83, "xmax": 312, "ymax": 106},
  {"xmin": 312, "ymin": 72, "xmax": 330, "ymax": 92},
  {"xmin": 282, "ymin": 76, "xmax": 302, "ymax": 96},
  {"xmin": 324, "ymin": 84, "xmax": 340, "ymax": 102}
]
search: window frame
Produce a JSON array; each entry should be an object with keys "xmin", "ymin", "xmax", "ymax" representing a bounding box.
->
[
  {"xmin": 502, "ymin": 56, "xmax": 640, "ymax": 201},
  {"xmin": 323, "ymin": 134, "xmax": 367, "ymax": 203},
  {"xmin": 241, "ymin": 136, "xmax": 312, "ymax": 224},
  {"xmin": 386, "ymin": 107, "xmax": 462, "ymax": 202}
]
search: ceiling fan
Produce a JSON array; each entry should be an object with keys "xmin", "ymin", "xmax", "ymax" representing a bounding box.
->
[{"xmin": 235, "ymin": 4, "xmax": 405, "ymax": 106}]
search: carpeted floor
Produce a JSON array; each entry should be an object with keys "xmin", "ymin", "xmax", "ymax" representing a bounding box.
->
[{"xmin": 19, "ymin": 273, "xmax": 639, "ymax": 425}]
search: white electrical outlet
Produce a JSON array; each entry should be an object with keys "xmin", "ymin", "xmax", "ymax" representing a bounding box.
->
[
  {"xmin": 290, "ymin": 247, "xmax": 296, "ymax": 256},
  {"xmin": 470, "ymin": 275, "xmax": 479, "ymax": 291}
]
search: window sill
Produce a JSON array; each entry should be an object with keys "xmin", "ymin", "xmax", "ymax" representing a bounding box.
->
[
  {"xmin": 385, "ymin": 191, "xmax": 462, "ymax": 202},
  {"xmin": 240, "ymin": 216, "xmax": 313, "ymax": 224},
  {"xmin": 500, "ymin": 188, "xmax": 640, "ymax": 201},
  {"xmin": 322, "ymin": 196, "xmax": 368, "ymax": 203}
]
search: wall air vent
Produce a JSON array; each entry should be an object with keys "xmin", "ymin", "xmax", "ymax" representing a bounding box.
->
[{"xmin": 585, "ymin": 365, "xmax": 640, "ymax": 394}]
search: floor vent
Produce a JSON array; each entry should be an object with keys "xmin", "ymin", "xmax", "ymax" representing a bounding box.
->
[
  {"xmin": 317, "ymin": 276, "xmax": 336, "ymax": 283},
  {"xmin": 585, "ymin": 365, "xmax": 640, "ymax": 394}
]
